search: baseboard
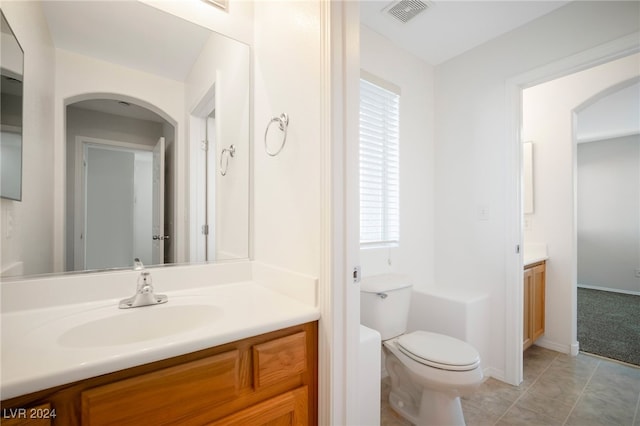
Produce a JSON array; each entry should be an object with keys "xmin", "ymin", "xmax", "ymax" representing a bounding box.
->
[
  {"xmin": 483, "ymin": 366, "xmax": 505, "ymax": 382},
  {"xmin": 578, "ymin": 284, "xmax": 640, "ymax": 297},
  {"xmin": 571, "ymin": 342, "xmax": 580, "ymax": 356},
  {"xmin": 534, "ymin": 337, "xmax": 572, "ymax": 354}
]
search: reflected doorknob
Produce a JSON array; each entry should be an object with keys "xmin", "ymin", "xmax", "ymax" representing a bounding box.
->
[{"xmin": 153, "ymin": 235, "xmax": 170, "ymax": 240}]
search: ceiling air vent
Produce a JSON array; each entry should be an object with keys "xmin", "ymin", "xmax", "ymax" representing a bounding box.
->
[{"xmin": 383, "ymin": 0, "xmax": 431, "ymax": 24}]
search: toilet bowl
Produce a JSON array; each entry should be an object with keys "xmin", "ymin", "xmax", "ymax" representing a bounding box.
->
[
  {"xmin": 384, "ymin": 331, "xmax": 484, "ymax": 425},
  {"xmin": 360, "ymin": 274, "xmax": 484, "ymax": 426}
]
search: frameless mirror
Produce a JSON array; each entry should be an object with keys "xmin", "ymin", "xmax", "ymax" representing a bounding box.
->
[
  {"xmin": 1, "ymin": 1, "xmax": 250, "ymax": 278},
  {"xmin": 0, "ymin": 10, "xmax": 24, "ymax": 201}
]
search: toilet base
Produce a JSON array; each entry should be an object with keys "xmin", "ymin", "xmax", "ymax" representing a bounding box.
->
[
  {"xmin": 388, "ymin": 388, "xmax": 466, "ymax": 426},
  {"xmin": 419, "ymin": 388, "xmax": 465, "ymax": 426},
  {"xmin": 384, "ymin": 340, "xmax": 479, "ymax": 425}
]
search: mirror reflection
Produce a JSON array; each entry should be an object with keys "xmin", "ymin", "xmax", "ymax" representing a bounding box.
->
[
  {"xmin": 65, "ymin": 100, "xmax": 174, "ymax": 271},
  {"xmin": 0, "ymin": 10, "xmax": 23, "ymax": 202},
  {"xmin": 0, "ymin": 1, "xmax": 250, "ymax": 278}
]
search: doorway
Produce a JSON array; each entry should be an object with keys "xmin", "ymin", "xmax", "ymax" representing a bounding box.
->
[
  {"xmin": 506, "ymin": 35, "xmax": 640, "ymax": 386},
  {"xmin": 75, "ymin": 138, "xmax": 164, "ymax": 270},
  {"xmin": 65, "ymin": 97, "xmax": 175, "ymax": 272},
  {"xmin": 189, "ymin": 84, "xmax": 217, "ymax": 263}
]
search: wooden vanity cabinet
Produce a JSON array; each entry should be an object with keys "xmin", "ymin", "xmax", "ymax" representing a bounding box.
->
[
  {"xmin": 1, "ymin": 321, "xmax": 318, "ymax": 426},
  {"xmin": 1, "ymin": 403, "xmax": 54, "ymax": 426},
  {"xmin": 523, "ymin": 261, "xmax": 545, "ymax": 350}
]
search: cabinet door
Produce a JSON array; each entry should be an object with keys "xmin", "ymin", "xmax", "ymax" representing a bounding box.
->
[
  {"xmin": 81, "ymin": 350, "xmax": 239, "ymax": 426},
  {"xmin": 207, "ymin": 386, "xmax": 308, "ymax": 426},
  {"xmin": 531, "ymin": 264, "xmax": 546, "ymax": 342},
  {"xmin": 253, "ymin": 332, "xmax": 307, "ymax": 389},
  {"xmin": 523, "ymin": 268, "xmax": 533, "ymax": 350}
]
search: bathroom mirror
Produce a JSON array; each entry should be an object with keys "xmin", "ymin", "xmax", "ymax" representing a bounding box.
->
[
  {"xmin": 0, "ymin": 10, "xmax": 24, "ymax": 201},
  {"xmin": 1, "ymin": 1, "xmax": 250, "ymax": 277}
]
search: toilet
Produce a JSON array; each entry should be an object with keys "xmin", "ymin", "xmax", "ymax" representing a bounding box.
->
[{"xmin": 360, "ymin": 274, "xmax": 484, "ymax": 426}]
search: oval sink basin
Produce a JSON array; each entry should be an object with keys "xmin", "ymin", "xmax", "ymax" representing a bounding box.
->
[{"xmin": 57, "ymin": 304, "xmax": 221, "ymax": 348}]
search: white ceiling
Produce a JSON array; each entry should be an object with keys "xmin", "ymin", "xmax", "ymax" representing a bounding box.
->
[
  {"xmin": 41, "ymin": 1, "xmax": 212, "ymax": 82},
  {"xmin": 41, "ymin": 1, "xmax": 574, "ymax": 78},
  {"xmin": 360, "ymin": 0, "xmax": 572, "ymax": 65}
]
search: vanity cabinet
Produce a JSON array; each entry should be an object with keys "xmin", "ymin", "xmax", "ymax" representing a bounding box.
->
[
  {"xmin": 1, "ymin": 403, "xmax": 53, "ymax": 425},
  {"xmin": 523, "ymin": 261, "xmax": 545, "ymax": 350},
  {"xmin": 1, "ymin": 322, "xmax": 318, "ymax": 426}
]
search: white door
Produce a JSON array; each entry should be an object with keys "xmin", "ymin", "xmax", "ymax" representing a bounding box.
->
[
  {"xmin": 83, "ymin": 145, "xmax": 135, "ymax": 270},
  {"xmin": 152, "ymin": 137, "xmax": 165, "ymax": 264}
]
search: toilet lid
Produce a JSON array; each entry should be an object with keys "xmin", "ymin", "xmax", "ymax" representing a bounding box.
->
[{"xmin": 397, "ymin": 331, "xmax": 480, "ymax": 371}]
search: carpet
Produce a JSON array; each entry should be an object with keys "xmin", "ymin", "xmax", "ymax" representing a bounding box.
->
[{"xmin": 577, "ymin": 287, "xmax": 640, "ymax": 366}]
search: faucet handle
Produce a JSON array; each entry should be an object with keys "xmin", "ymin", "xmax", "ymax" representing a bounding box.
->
[{"xmin": 133, "ymin": 258, "xmax": 145, "ymax": 271}]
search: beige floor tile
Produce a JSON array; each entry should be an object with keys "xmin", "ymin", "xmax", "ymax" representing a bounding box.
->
[
  {"xmin": 566, "ymin": 392, "xmax": 636, "ymax": 426},
  {"xmin": 378, "ymin": 349, "xmax": 639, "ymax": 426},
  {"xmin": 527, "ymin": 371, "xmax": 587, "ymax": 407},
  {"xmin": 495, "ymin": 404, "xmax": 562, "ymax": 426},
  {"xmin": 514, "ymin": 388, "xmax": 575, "ymax": 423},
  {"xmin": 461, "ymin": 399, "xmax": 503, "ymax": 426},
  {"xmin": 544, "ymin": 353, "xmax": 599, "ymax": 383}
]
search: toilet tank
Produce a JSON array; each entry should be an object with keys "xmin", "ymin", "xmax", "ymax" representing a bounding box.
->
[{"xmin": 360, "ymin": 274, "xmax": 412, "ymax": 340}]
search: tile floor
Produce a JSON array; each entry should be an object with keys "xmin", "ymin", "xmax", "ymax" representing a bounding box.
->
[{"xmin": 381, "ymin": 346, "xmax": 640, "ymax": 426}]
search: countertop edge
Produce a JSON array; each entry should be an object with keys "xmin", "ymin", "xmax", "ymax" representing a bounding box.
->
[
  {"xmin": 524, "ymin": 256, "xmax": 548, "ymax": 268},
  {"xmin": 1, "ymin": 281, "xmax": 320, "ymax": 401}
]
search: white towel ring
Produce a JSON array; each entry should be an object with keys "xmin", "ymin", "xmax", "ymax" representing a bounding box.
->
[
  {"xmin": 264, "ymin": 113, "xmax": 289, "ymax": 157},
  {"xmin": 220, "ymin": 144, "xmax": 235, "ymax": 176}
]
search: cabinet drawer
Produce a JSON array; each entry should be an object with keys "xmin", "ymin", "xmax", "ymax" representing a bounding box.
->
[
  {"xmin": 81, "ymin": 349, "xmax": 239, "ymax": 426},
  {"xmin": 207, "ymin": 386, "xmax": 308, "ymax": 426},
  {"xmin": 253, "ymin": 332, "xmax": 307, "ymax": 390}
]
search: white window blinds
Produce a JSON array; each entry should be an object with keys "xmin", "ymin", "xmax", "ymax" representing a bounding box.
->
[{"xmin": 359, "ymin": 77, "xmax": 400, "ymax": 246}]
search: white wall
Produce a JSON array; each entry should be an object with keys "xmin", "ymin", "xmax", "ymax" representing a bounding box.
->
[
  {"xmin": 522, "ymin": 53, "xmax": 640, "ymax": 350},
  {"xmin": 577, "ymin": 82, "xmax": 640, "ymax": 142},
  {"xmin": 0, "ymin": 2, "xmax": 55, "ymax": 277},
  {"xmin": 185, "ymin": 30, "xmax": 250, "ymax": 261},
  {"xmin": 434, "ymin": 0, "xmax": 640, "ymax": 380},
  {"xmin": 252, "ymin": 1, "xmax": 322, "ymax": 277},
  {"xmin": 359, "ymin": 26, "xmax": 435, "ymax": 290},
  {"xmin": 577, "ymin": 135, "xmax": 639, "ymax": 294}
]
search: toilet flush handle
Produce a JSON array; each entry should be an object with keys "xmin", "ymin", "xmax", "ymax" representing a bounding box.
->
[{"xmin": 376, "ymin": 292, "xmax": 388, "ymax": 299}]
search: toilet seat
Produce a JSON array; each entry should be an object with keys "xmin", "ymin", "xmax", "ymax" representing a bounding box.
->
[{"xmin": 397, "ymin": 331, "xmax": 480, "ymax": 371}]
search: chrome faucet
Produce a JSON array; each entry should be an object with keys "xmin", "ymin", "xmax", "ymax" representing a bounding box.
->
[{"xmin": 119, "ymin": 258, "xmax": 168, "ymax": 309}]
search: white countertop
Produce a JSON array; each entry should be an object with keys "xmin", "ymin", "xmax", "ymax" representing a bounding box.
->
[{"xmin": 1, "ymin": 280, "xmax": 319, "ymax": 400}]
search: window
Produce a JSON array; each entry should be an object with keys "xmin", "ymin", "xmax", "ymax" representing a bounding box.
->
[{"xmin": 359, "ymin": 75, "xmax": 400, "ymax": 246}]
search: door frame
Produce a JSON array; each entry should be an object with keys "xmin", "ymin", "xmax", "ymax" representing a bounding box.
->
[
  {"xmin": 189, "ymin": 80, "xmax": 218, "ymax": 263},
  {"xmin": 319, "ymin": 1, "xmax": 361, "ymax": 424},
  {"xmin": 504, "ymin": 32, "xmax": 640, "ymax": 386},
  {"xmin": 73, "ymin": 135, "xmax": 154, "ymax": 270}
]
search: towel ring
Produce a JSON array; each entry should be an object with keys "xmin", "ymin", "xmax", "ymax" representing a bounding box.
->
[
  {"xmin": 264, "ymin": 113, "xmax": 289, "ymax": 157},
  {"xmin": 220, "ymin": 144, "xmax": 235, "ymax": 176}
]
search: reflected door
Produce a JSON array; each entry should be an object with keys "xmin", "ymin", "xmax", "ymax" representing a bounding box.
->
[
  {"xmin": 84, "ymin": 145, "xmax": 135, "ymax": 270},
  {"xmin": 78, "ymin": 140, "xmax": 159, "ymax": 271}
]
